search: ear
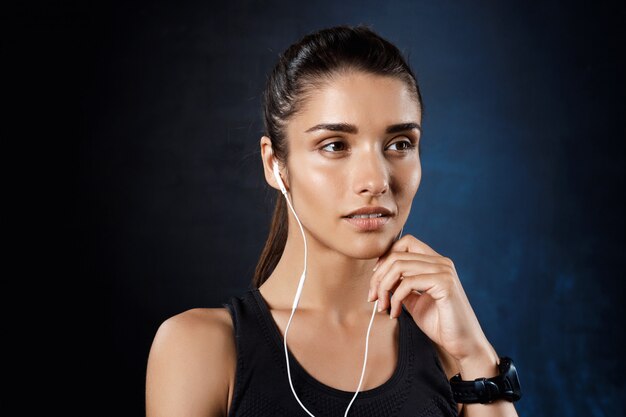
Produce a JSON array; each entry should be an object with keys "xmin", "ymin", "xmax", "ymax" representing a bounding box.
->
[{"xmin": 260, "ymin": 136, "xmax": 288, "ymax": 192}]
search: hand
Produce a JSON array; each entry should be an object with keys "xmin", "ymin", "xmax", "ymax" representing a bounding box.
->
[{"xmin": 368, "ymin": 234, "xmax": 493, "ymax": 363}]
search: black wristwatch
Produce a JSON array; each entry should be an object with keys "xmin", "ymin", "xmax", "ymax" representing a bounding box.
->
[{"xmin": 449, "ymin": 357, "xmax": 522, "ymax": 404}]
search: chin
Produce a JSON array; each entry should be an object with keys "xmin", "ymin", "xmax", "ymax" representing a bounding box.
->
[{"xmin": 341, "ymin": 234, "xmax": 396, "ymax": 259}]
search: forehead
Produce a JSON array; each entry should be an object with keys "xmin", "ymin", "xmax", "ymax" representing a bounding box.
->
[{"xmin": 288, "ymin": 72, "xmax": 421, "ymax": 136}]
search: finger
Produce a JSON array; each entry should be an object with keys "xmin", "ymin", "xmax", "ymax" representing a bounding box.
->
[
  {"xmin": 370, "ymin": 252, "xmax": 446, "ymax": 294},
  {"xmin": 376, "ymin": 259, "xmax": 446, "ymax": 311},
  {"xmin": 387, "ymin": 234, "xmax": 442, "ymax": 257},
  {"xmin": 373, "ymin": 250, "xmax": 443, "ymax": 272},
  {"xmin": 389, "ymin": 287, "xmax": 423, "ymax": 319},
  {"xmin": 388, "ymin": 273, "xmax": 448, "ymax": 318},
  {"xmin": 372, "ymin": 235, "xmax": 448, "ymax": 277},
  {"xmin": 377, "ymin": 279, "xmax": 403, "ymax": 312},
  {"xmin": 372, "ymin": 235, "xmax": 412, "ymax": 273},
  {"xmin": 368, "ymin": 252, "xmax": 448, "ymax": 301}
]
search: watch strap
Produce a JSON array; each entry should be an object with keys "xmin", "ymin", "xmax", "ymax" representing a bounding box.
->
[
  {"xmin": 450, "ymin": 375, "xmax": 502, "ymax": 404},
  {"xmin": 450, "ymin": 357, "xmax": 522, "ymax": 404}
]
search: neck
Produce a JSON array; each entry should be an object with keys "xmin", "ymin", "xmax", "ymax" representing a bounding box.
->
[{"xmin": 260, "ymin": 224, "xmax": 378, "ymax": 321}]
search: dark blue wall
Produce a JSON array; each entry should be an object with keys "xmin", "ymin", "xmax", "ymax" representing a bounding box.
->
[{"xmin": 16, "ymin": 0, "xmax": 623, "ymax": 415}]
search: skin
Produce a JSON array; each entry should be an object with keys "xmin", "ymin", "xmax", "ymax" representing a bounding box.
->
[{"xmin": 146, "ymin": 71, "xmax": 519, "ymax": 416}]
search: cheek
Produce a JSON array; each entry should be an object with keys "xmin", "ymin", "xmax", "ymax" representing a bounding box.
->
[
  {"xmin": 394, "ymin": 160, "xmax": 422, "ymax": 197},
  {"xmin": 410, "ymin": 164, "xmax": 422, "ymax": 192},
  {"xmin": 294, "ymin": 165, "xmax": 346, "ymax": 212}
]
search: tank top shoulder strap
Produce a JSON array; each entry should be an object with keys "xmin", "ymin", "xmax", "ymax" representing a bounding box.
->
[
  {"xmin": 223, "ymin": 286, "xmax": 285, "ymax": 368},
  {"xmin": 222, "ymin": 287, "xmax": 294, "ymax": 416}
]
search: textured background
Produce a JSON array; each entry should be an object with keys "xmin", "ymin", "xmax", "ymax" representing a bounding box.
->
[{"xmin": 8, "ymin": 0, "xmax": 624, "ymax": 415}]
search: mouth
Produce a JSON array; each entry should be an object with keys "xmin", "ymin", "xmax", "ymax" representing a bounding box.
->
[
  {"xmin": 342, "ymin": 212, "xmax": 392, "ymax": 231},
  {"xmin": 345, "ymin": 213, "xmax": 387, "ymax": 219}
]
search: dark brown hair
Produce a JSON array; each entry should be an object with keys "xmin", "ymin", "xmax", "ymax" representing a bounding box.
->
[{"xmin": 253, "ymin": 24, "xmax": 424, "ymax": 288}]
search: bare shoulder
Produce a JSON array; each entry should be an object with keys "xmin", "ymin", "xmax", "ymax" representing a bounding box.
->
[
  {"xmin": 158, "ymin": 307, "xmax": 234, "ymax": 340},
  {"xmin": 146, "ymin": 308, "xmax": 236, "ymax": 417}
]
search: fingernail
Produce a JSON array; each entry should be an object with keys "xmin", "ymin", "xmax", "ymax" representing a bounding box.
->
[
  {"xmin": 377, "ymin": 304, "xmax": 384, "ymax": 313},
  {"xmin": 372, "ymin": 259, "xmax": 380, "ymax": 272},
  {"xmin": 367, "ymin": 288, "xmax": 373, "ymax": 302}
]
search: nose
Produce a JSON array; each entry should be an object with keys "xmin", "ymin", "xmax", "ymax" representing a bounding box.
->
[{"xmin": 352, "ymin": 149, "xmax": 389, "ymax": 197}]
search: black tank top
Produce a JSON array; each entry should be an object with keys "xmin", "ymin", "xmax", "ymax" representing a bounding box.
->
[{"xmin": 222, "ymin": 287, "xmax": 458, "ymax": 417}]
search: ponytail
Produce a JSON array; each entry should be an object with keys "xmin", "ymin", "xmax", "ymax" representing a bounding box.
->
[{"xmin": 252, "ymin": 193, "xmax": 288, "ymax": 287}]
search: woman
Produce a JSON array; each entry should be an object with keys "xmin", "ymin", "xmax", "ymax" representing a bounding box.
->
[{"xmin": 146, "ymin": 25, "xmax": 521, "ymax": 417}]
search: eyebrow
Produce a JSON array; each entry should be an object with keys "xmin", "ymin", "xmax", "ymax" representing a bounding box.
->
[{"xmin": 304, "ymin": 122, "xmax": 422, "ymax": 134}]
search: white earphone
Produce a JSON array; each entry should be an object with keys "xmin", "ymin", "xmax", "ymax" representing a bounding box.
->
[
  {"xmin": 272, "ymin": 159, "xmax": 397, "ymax": 417},
  {"xmin": 273, "ymin": 161, "xmax": 288, "ymax": 196}
]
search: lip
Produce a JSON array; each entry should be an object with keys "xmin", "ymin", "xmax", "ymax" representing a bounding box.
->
[
  {"xmin": 342, "ymin": 206, "xmax": 394, "ymax": 232},
  {"xmin": 343, "ymin": 215, "xmax": 391, "ymax": 231}
]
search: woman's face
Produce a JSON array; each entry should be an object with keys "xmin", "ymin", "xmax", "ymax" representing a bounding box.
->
[{"xmin": 272, "ymin": 71, "xmax": 422, "ymax": 260}]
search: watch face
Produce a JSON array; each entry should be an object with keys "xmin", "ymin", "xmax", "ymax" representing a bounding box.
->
[{"xmin": 500, "ymin": 358, "xmax": 522, "ymax": 401}]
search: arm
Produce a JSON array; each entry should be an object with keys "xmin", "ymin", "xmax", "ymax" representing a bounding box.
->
[
  {"xmin": 146, "ymin": 308, "xmax": 236, "ymax": 417},
  {"xmin": 370, "ymin": 235, "xmax": 520, "ymax": 417}
]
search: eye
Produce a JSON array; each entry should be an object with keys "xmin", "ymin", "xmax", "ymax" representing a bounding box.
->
[
  {"xmin": 387, "ymin": 138, "xmax": 416, "ymax": 152},
  {"xmin": 320, "ymin": 141, "xmax": 348, "ymax": 153}
]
